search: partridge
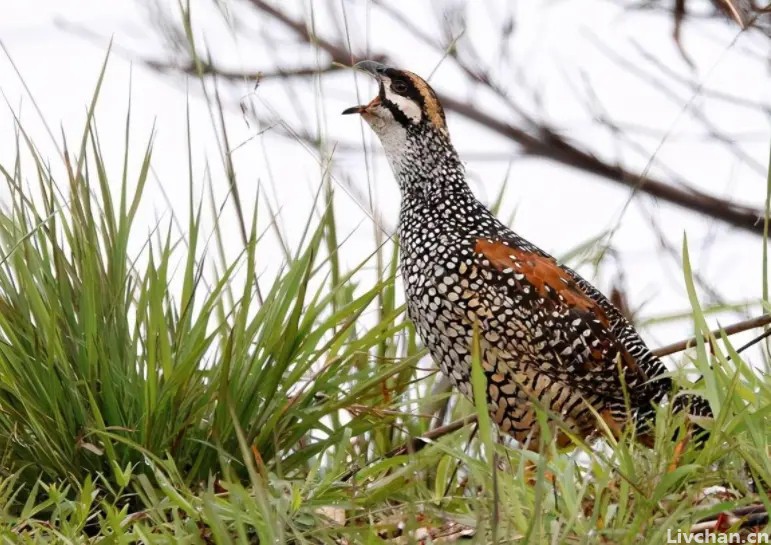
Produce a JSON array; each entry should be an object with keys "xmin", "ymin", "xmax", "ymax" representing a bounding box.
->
[{"xmin": 343, "ymin": 60, "xmax": 710, "ymax": 449}]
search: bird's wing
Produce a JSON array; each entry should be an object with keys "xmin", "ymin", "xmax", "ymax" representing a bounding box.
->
[{"xmin": 465, "ymin": 237, "xmax": 667, "ymax": 402}]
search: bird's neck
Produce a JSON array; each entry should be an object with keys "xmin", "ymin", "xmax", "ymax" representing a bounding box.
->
[{"xmin": 388, "ymin": 127, "xmax": 474, "ymax": 207}]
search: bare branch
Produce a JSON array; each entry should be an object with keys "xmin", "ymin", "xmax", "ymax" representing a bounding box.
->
[
  {"xmin": 233, "ymin": 0, "xmax": 767, "ymax": 236},
  {"xmin": 653, "ymin": 314, "xmax": 771, "ymax": 357},
  {"xmin": 143, "ymin": 58, "xmax": 347, "ymax": 82}
]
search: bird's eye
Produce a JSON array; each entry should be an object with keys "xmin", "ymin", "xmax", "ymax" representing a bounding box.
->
[{"xmin": 391, "ymin": 80, "xmax": 409, "ymax": 94}]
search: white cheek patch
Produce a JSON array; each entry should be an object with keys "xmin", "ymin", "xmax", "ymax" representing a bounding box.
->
[
  {"xmin": 385, "ymin": 93, "xmax": 422, "ymax": 123},
  {"xmin": 378, "ymin": 75, "xmax": 422, "ymax": 124}
]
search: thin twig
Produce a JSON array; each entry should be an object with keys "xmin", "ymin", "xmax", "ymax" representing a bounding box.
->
[
  {"xmin": 233, "ymin": 1, "xmax": 766, "ymax": 235},
  {"xmin": 691, "ymin": 504, "xmax": 769, "ymax": 533},
  {"xmin": 339, "ymin": 415, "xmax": 477, "ymax": 482},
  {"xmin": 696, "ymin": 503, "xmax": 767, "ymax": 524},
  {"xmin": 653, "ymin": 314, "xmax": 771, "ymax": 357},
  {"xmin": 144, "ymin": 59, "xmax": 346, "ymax": 82},
  {"xmin": 385, "ymin": 415, "xmax": 478, "ymax": 457}
]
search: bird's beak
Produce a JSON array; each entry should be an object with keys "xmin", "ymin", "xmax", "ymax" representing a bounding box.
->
[
  {"xmin": 342, "ymin": 60, "xmax": 388, "ymax": 115},
  {"xmin": 342, "ymin": 95, "xmax": 381, "ymax": 115}
]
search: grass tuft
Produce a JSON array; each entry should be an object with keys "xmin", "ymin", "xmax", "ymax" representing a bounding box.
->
[{"xmin": 0, "ymin": 49, "xmax": 768, "ymax": 543}]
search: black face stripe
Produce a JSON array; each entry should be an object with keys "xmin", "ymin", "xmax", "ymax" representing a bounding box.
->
[
  {"xmin": 382, "ymin": 68, "xmax": 447, "ymax": 130},
  {"xmin": 371, "ymin": 68, "xmax": 447, "ymax": 130},
  {"xmin": 382, "ymin": 98, "xmax": 412, "ymax": 127},
  {"xmin": 385, "ymin": 69, "xmax": 426, "ymax": 107},
  {"xmin": 378, "ymin": 80, "xmax": 413, "ymax": 128}
]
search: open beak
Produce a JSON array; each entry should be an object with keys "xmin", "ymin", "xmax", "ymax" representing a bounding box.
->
[
  {"xmin": 342, "ymin": 60, "xmax": 389, "ymax": 115},
  {"xmin": 342, "ymin": 95, "xmax": 381, "ymax": 115}
]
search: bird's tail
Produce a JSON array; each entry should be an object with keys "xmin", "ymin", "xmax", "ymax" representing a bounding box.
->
[
  {"xmin": 633, "ymin": 389, "xmax": 712, "ymax": 446},
  {"xmin": 671, "ymin": 392, "xmax": 713, "ymax": 445},
  {"xmin": 672, "ymin": 392, "xmax": 713, "ymax": 419}
]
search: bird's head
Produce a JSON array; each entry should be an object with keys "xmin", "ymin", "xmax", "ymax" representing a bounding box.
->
[{"xmin": 343, "ymin": 61, "xmax": 448, "ymax": 148}]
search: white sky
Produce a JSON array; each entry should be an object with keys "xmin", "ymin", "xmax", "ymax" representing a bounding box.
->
[{"xmin": 0, "ymin": 0, "xmax": 769, "ymax": 364}]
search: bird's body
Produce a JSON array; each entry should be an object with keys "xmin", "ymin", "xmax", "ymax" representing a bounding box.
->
[{"xmin": 344, "ymin": 61, "xmax": 709, "ymax": 449}]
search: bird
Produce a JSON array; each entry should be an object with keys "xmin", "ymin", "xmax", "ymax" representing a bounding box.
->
[{"xmin": 342, "ymin": 60, "xmax": 711, "ymax": 451}]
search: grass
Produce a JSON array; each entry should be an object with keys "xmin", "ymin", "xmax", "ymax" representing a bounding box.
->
[{"xmin": 0, "ymin": 50, "xmax": 768, "ymax": 544}]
